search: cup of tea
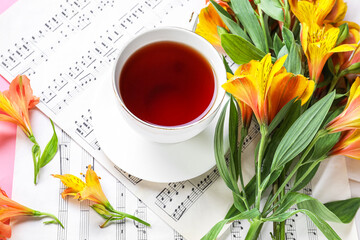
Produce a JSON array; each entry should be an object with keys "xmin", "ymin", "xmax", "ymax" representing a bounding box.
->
[{"xmin": 112, "ymin": 27, "xmax": 226, "ymax": 143}]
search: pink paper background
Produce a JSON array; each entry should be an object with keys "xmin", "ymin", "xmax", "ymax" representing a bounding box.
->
[{"xmin": 0, "ymin": 0, "xmax": 18, "ymax": 197}]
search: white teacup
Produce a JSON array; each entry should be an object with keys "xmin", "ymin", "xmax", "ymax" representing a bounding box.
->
[{"xmin": 112, "ymin": 27, "xmax": 226, "ymax": 143}]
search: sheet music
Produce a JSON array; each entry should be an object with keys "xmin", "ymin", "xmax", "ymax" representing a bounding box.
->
[
  {"xmin": 1, "ymin": 0, "xmax": 359, "ymax": 239},
  {"xmin": 10, "ymin": 110, "xmax": 359, "ymax": 240}
]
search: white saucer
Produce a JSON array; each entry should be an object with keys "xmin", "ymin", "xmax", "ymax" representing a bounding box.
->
[{"xmin": 92, "ymin": 72, "xmax": 222, "ymax": 183}]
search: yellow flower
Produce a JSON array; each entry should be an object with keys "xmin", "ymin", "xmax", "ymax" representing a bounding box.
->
[
  {"xmin": 52, "ymin": 165, "xmax": 110, "ymax": 207},
  {"xmin": 289, "ymin": 0, "xmax": 336, "ymax": 26},
  {"xmin": 222, "ymin": 54, "xmax": 314, "ymax": 125},
  {"xmin": 0, "ymin": 75, "xmax": 39, "ymax": 137},
  {"xmin": 53, "ymin": 165, "xmax": 150, "ymax": 227},
  {"xmin": 301, "ymin": 23, "xmax": 356, "ymax": 82},
  {"xmin": 326, "ymin": 77, "xmax": 360, "ymax": 133},
  {"xmin": 331, "ymin": 129, "xmax": 360, "ymax": 160},
  {"xmin": 195, "ymin": 3, "xmax": 228, "ymax": 54}
]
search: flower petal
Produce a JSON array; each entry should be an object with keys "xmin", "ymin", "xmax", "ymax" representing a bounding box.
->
[
  {"xmin": 325, "ymin": 0, "xmax": 347, "ymax": 23},
  {"xmin": 195, "ymin": 3, "xmax": 227, "ymax": 53},
  {"xmin": 52, "ymin": 174, "xmax": 86, "ymax": 193},
  {"xmin": 330, "ymin": 44, "xmax": 357, "ymax": 53},
  {"xmin": 0, "ymin": 220, "xmax": 11, "ymax": 239},
  {"xmin": 222, "ymin": 76, "xmax": 262, "ymax": 122}
]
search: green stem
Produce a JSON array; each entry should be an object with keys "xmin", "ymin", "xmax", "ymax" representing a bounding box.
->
[
  {"xmin": 279, "ymin": 170, "xmax": 286, "ymax": 240},
  {"xmin": 239, "ymin": 127, "xmax": 250, "ymax": 210},
  {"xmin": 106, "ymin": 205, "xmax": 150, "ymax": 227},
  {"xmin": 255, "ymin": 125, "xmax": 268, "ymax": 212},
  {"xmin": 30, "ymin": 135, "xmax": 41, "ymax": 185},
  {"xmin": 257, "ymin": 4, "xmax": 269, "ymax": 53},
  {"xmin": 328, "ymin": 74, "xmax": 340, "ymax": 94},
  {"xmin": 245, "ymin": 220, "xmax": 264, "ymax": 240},
  {"xmin": 35, "ymin": 211, "xmax": 64, "ymax": 228},
  {"xmin": 290, "ymin": 158, "xmax": 324, "ymax": 192},
  {"xmin": 272, "ymin": 179, "xmax": 279, "ymax": 239},
  {"xmin": 263, "ymin": 130, "xmax": 326, "ymax": 214}
]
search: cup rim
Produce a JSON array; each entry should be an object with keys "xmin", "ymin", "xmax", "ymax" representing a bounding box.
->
[{"xmin": 112, "ymin": 26, "xmax": 226, "ymax": 131}]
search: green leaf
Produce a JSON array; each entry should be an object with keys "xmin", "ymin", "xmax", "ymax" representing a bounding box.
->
[
  {"xmin": 325, "ymin": 198, "xmax": 360, "ymax": 223},
  {"xmin": 231, "ymin": 0, "xmax": 267, "ymax": 52},
  {"xmin": 266, "ymin": 209, "xmax": 341, "ymax": 240},
  {"xmin": 282, "ymin": 27, "xmax": 295, "ymax": 51},
  {"xmin": 311, "ymin": 132, "xmax": 341, "ymax": 160},
  {"xmin": 271, "ymin": 92, "xmax": 335, "ymax": 171},
  {"xmin": 229, "ymin": 96, "xmax": 239, "ymax": 180},
  {"xmin": 262, "ymin": 101, "xmax": 301, "ymax": 180},
  {"xmin": 273, "ymin": 33, "xmax": 284, "ymax": 57},
  {"xmin": 336, "ymin": 23, "xmax": 349, "ymax": 46},
  {"xmin": 277, "ymin": 45, "xmax": 288, "ymax": 58},
  {"xmin": 214, "ymin": 101, "xmax": 243, "ymax": 204},
  {"xmin": 284, "ymin": 43, "xmax": 302, "ymax": 74},
  {"xmin": 259, "ymin": 0, "xmax": 284, "ymax": 22},
  {"xmin": 201, "ymin": 209, "xmax": 261, "ymax": 240},
  {"xmin": 221, "ymin": 33, "xmax": 266, "ymax": 64},
  {"xmin": 268, "ymin": 99, "xmax": 295, "ymax": 134},
  {"xmin": 298, "ymin": 198, "xmax": 342, "ymax": 223},
  {"xmin": 38, "ymin": 119, "xmax": 59, "ymax": 168},
  {"xmin": 210, "ymin": 0, "xmax": 251, "ymax": 42},
  {"xmin": 263, "ymin": 15, "xmax": 273, "ymax": 49}
]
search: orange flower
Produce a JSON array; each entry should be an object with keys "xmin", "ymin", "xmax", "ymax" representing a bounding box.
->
[
  {"xmin": 325, "ymin": 0, "xmax": 347, "ymax": 24},
  {"xmin": 52, "ymin": 165, "xmax": 110, "ymax": 207},
  {"xmin": 301, "ymin": 23, "xmax": 356, "ymax": 82},
  {"xmin": 289, "ymin": 0, "xmax": 336, "ymax": 26},
  {"xmin": 0, "ymin": 219, "xmax": 11, "ymax": 240},
  {"xmin": 0, "ymin": 188, "xmax": 63, "ymax": 239},
  {"xmin": 227, "ymin": 73, "xmax": 253, "ymax": 128},
  {"xmin": 0, "ymin": 75, "xmax": 39, "ymax": 138},
  {"xmin": 195, "ymin": 2, "xmax": 228, "ymax": 54},
  {"xmin": 0, "ymin": 188, "xmax": 34, "ymax": 221},
  {"xmin": 330, "ymin": 129, "xmax": 360, "ymax": 160},
  {"xmin": 326, "ymin": 77, "xmax": 360, "ymax": 133},
  {"xmin": 332, "ymin": 22, "xmax": 360, "ymax": 72},
  {"xmin": 222, "ymin": 54, "xmax": 314, "ymax": 125}
]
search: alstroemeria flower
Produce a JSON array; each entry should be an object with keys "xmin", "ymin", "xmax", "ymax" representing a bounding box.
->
[
  {"xmin": 330, "ymin": 129, "xmax": 360, "ymax": 160},
  {"xmin": 301, "ymin": 23, "xmax": 356, "ymax": 82},
  {"xmin": 0, "ymin": 188, "xmax": 63, "ymax": 239},
  {"xmin": 53, "ymin": 165, "xmax": 150, "ymax": 227},
  {"xmin": 222, "ymin": 54, "xmax": 314, "ymax": 125},
  {"xmin": 326, "ymin": 77, "xmax": 360, "ymax": 133},
  {"xmin": 53, "ymin": 165, "xmax": 111, "ymax": 208},
  {"xmin": 325, "ymin": 0, "xmax": 347, "ymax": 24},
  {"xmin": 195, "ymin": 3, "xmax": 228, "ymax": 54},
  {"xmin": 227, "ymin": 73, "xmax": 253, "ymax": 128},
  {"xmin": 0, "ymin": 188, "xmax": 34, "ymax": 221},
  {"xmin": 0, "ymin": 75, "xmax": 39, "ymax": 138},
  {"xmin": 332, "ymin": 22, "xmax": 360, "ymax": 72},
  {"xmin": 289, "ymin": 0, "xmax": 336, "ymax": 26}
]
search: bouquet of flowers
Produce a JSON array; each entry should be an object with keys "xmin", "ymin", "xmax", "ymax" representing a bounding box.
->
[{"xmin": 195, "ymin": 0, "xmax": 360, "ymax": 239}]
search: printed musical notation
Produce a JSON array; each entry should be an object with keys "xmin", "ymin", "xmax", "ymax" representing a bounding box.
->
[
  {"xmin": 155, "ymin": 168, "xmax": 220, "ymax": 221},
  {"xmin": 57, "ymin": 130, "xmax": 71, "ymax": 240}
]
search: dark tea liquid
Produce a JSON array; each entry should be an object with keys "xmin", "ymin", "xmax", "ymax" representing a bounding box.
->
[{"xmin": 120, "ymin": 41, "xmax": 215, "ymax": 127}]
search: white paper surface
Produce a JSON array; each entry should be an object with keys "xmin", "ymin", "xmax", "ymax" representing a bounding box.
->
[{"xmin": 1, "ymin": 0, "xmax": 359, "ymax": 239}]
